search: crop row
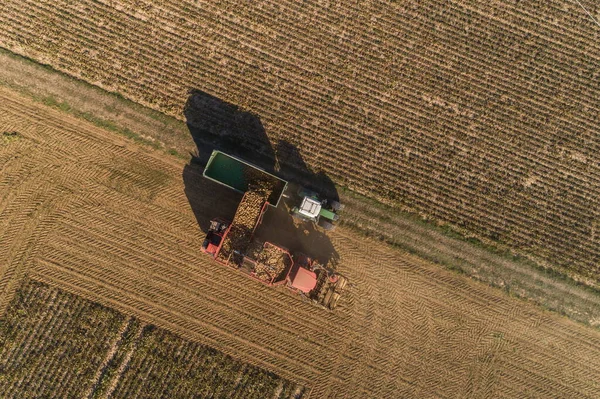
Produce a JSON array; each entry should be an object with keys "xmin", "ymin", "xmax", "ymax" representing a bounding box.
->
[
  {"xmin": 0, "ymin": 0, "xmax": 598, "ymax": 280},
  {"xmin": 0, "ymin": 279, "xmax": 126, "ymax": 398}
]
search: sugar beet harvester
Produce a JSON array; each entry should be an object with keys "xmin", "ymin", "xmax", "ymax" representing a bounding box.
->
[{"xmin": 201, "ymin": 151, "xmax": 347, "ymax": 310}]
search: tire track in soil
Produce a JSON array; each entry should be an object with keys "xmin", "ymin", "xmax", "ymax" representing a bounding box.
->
[
  {"xmin": 3, "ymin": 0, "xmax": 598, "ymax": 279},
  {"xmin": 1, "ymin": 87, "xmax": 600, "ymax": 398}
]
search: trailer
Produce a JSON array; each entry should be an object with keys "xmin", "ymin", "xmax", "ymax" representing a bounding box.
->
[
  {"xmin": 203, "ymin": 222, "xmax": 348, "ymax": 310},
  {"xmin": 203, "ymin": 150, "xmax": 287, "ymax": 207}
]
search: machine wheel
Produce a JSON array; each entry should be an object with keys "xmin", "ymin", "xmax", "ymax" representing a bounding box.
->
[
  {"xmin": 320, "ymin": 220, "xmax": 336, "ymax": 231},
  {"xmin": 298, "ymin": 292, "xmax": 311, "ymax": 303},
  {"xmin": 330, "ymin": 200, "xmax": 344, "ymax": 211}
]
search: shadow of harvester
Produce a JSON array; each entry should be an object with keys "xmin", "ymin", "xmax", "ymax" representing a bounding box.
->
[{"xmin": 182, "ymin": 89, "xmax": 340, "ymax": 267}]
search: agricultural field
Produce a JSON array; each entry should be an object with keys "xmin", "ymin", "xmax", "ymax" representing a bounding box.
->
[
  {"xmin": 1, "ymin": 87, "xmax": 600, "ymax": 398},
  {"xmin": 0, "ymin": 0, "xmax": 598, "ymax": 284},
  {"xmin": 0, "ymin": 279, "xmax": 303, "ymax": 398},
  {"xmin": 0, "ymin": 279, "xmax": 126, "ymax": 398}
]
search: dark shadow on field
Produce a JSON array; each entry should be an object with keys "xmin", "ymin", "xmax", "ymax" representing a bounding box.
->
[
  {"xmin": 181, "ymin": 163, "xmax": 242, "ymax": 232},
  {"xmin": 183, "ymin": 89, "xmax": 275, "ymax": 169},
  {"xmin": 182, "ymin": 89, "xmax": 340, "ymax": 267},
  {"xmin": 274, "ymin": 141, "xmax": 339, "ymax": 203}
]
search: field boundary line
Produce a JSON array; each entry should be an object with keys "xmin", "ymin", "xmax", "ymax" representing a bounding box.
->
[
  {"xmin": 572, "ymin": 0, "xmax": 600, "ymax": 28},
  {"xmin": 83, "ymin": 317, "xmax": 133, "ymax": 399},
  {"xmin": 28, "ymin": 263, "xmax": 316, "ymax": 388}
]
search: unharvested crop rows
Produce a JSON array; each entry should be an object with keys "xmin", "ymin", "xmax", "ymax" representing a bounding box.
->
[
  {"xmin": 2, "ymin": 87, "xmax": 600, "ymax": 398},
  {"xmin": 0, "ymin": 279, "xmax": 127, "ymax": 398},
  {"xmin": 0, "ymin": 0, "xmax": 597, "ymax": 280},
  {"xmin": 0, "ymin": 280, "xmax": 304, "ymax": 398},
  {"xmin": 110, "ymin": 325, "xmax": 305, "ymax": 399}
]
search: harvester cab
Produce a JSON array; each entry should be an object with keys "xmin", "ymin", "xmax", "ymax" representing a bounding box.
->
[
  {"xmin": 291, "ymin": 187, "xmax": 344, "ymax": 231},
  {"xmin": 287, "ymin": 253, "xmax": 318, "ymax": 294},
  {"xmin": 201, "ymin": 218, "xmax": 229, "ymax": 257}
]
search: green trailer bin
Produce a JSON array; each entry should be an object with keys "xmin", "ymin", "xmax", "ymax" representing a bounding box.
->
[{"xmin": 202, "ymin": 150, "xmax": 288, "ymax": 207}]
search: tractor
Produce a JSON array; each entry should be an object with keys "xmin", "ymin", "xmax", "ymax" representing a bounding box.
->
[{"xmin": 290, "ymin": 186, "xmax": 344, "ymax": 230}]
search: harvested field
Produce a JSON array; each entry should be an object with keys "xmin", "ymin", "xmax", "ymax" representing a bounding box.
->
[
  {"xmin": 0, "ymin": 0, "xmax": 598, "ymax": 283},
  {"xmin": 2, "ymin": 87, "xmax": 600, "ymax": 398},
  {"xmin": 0, "ymin": 279, "xmax": 303, "ymax": 398}
]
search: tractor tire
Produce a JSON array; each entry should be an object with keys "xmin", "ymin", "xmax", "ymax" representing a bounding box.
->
[
  {"xmin": 330, "ymin": 200, "xmax": 344, "ymax": 211},
  {"xmin": 320, "ymin": 220, "xmax": 336, "ymax": 231}
]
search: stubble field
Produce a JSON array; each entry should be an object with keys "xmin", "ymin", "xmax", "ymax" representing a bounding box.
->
[
  {"xmin": 1, "ymin": 87, "xmax": 600, "ymax": 398},
  {"xmin": 0, "ymin": 0, "xmax": 598, "ymax": 283}
]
